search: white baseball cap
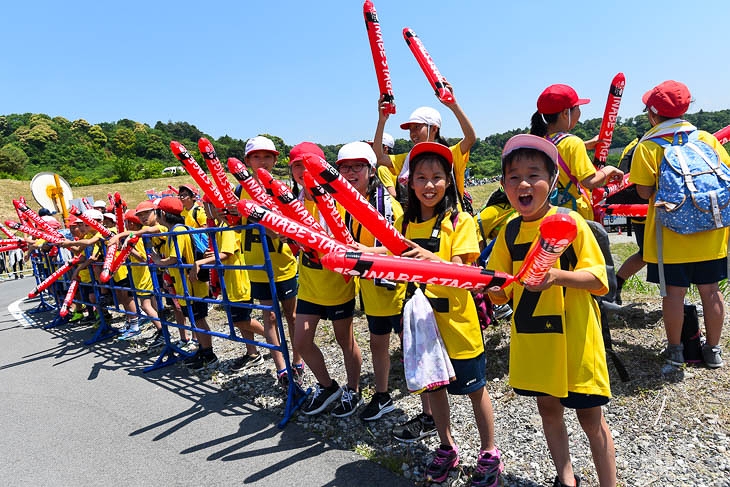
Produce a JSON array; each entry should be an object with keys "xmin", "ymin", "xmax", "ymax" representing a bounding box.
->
[
  {"xmin": 244, "ymin": 136, "xmax": 279, "ymax": 157},
  {"xmin": 92, "ymin": 200, "xmax": 107, "ymax": 209},
  {"xmin": 400, "ymin": 106, "xmax": 442, "ymax": 130},
  {"xmin": 103, "ymin": 212, "xmax": 117, "ymax": 223},
  {"xmin": 83, "ymin": 209, "xmax": 104, "ymax": 221},
  {"xmin": 336, "ymin": 141, "xmax": 377, "ymax": 168},
  {"xmin": 382, "ymin": 132, "xmax": 395, "ymax": 149}
]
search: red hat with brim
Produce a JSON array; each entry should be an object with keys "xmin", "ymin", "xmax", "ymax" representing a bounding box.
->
[
  {"xmin": 157, "ymin": 197, "xmax": 183, "ymax": 215},
  {"xmin": 289, "ymin": 142, "xmax": 325, "ymax": 165},
  {"xmin": 124, "ymin": 209, "xmax": 141, "ymax": 225},
  {"xmin": 642, "ymin": 80, "xmax": 691, "ymax": 118},
  {"xmin": 537, "ymin": 84, "xmax": 590, "ymax": 114},
  {"xmin": 135, "ymin": 200, "xmax": 155, "ymax": 214},
  {"xmin": 407, "ymin": 142, "xmax": 453, "ymax": 166}
]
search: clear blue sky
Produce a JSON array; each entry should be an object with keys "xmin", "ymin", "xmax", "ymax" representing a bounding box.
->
[{"xmin": 3, "ymin": 0, "xmax": 728, "ymax": 146}]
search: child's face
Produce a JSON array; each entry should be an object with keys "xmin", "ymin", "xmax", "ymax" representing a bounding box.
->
[
  {"xmin": 410, "ymin": 157, "xmax": 449, "ymax": 216},
  {"xmin": 338, "ymin": 160, "xmax": 371, "ymax": 195},
  {"xmin": 246, "ymin": 151, "xmax": 277, "ymax": 172},
  {"xmin": 290, "ymin": 160, "xmax": 306, "ymax": 186},
  {"xmin": 502, "ymin": 154, "xmax": 553, "ymax": 222},
  {"xmin": 408, "ymin": 123, "xmax": 432, "ymax": 144}
]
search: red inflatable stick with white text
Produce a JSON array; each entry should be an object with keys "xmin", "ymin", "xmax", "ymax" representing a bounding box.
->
[
  {"xmin": 0, "ymin": 242, "xmax": 23, "ymax": 252},
  {"xmin": 198, "ymin": 138, "xmax": 240, "ymax": 225},
  {"xmin": 99, "ymin": 243, "xmax": 119, "ymax": 283},
  {"xmin": 304, "ymin": 172, "xmax": 356, "ymax": 246},
  {"xmin": 714, "ymin": 124, "xmax": 730, "ymax": 145},
  {"xmin": 302, "ymin": 153, "xmax": 409, "ymax": 255},
  {"xmin": 363, "ymin": 1, "xmax": 395, "ymax": 114},
  {"xmin": 321, "ymin": 251, "xmax": 513, "ymax": 290},
  {"xmin": 104, "ymin": 235, "xmax": 141, "ymax": 280},
  {"xmin": 600, "ymin": 204, "xmax": 648, "ymax": 218},
  {"xmin": 5, "ymin": 220, "xmax": 65, "ymax": 244},
  {"xmin": 59, "ymin": 280, "xmax": 79, "ymax": 318},
  {"xmin": 29, "ymin": 254, "xmax": 83, "ymax": 298},
  {"xmin": 593, "ymin": 73, "xmax": 626, "ymax": 168},
  {"xmin": 113, "ymin": 192, "xmax": 125, "ymax": 234},
  {"xmin": 403, "ymin": 27, "xmax": 454, "ymax": 105},
  {"xmin": 591, "ymin": 173, "xmax": 633, "ymax": 206},
  {"xmin": 227, "ymin": 158, "xmax": 278, "ymax": 210},
  {"xmin": 170, "ymin": 141, "xmax": 226, "ymax": 209},
  {"xmin": 515, "ymin": 213, "xmax": 577, "ymax": 287},
  {"xmin": 69, "ymin": 205, "xmax": 112, "ymax": 238},
  {"xmin": 13, "ymin": 199, "xmax": 64, "ymax": 239},
  {"xmin": 236, "ymin": 200, "xmax": 347, "ymax": 256}
]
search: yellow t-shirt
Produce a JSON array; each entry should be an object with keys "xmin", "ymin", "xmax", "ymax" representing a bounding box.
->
[
  {"xmin": 181, "ymin": 204, "xmax": 207, "ymax": 229},
  {"xmin": 352, "ymin": 192, "xmax": 406, "ymax": 317},
  {"xmin": 487, "ymin": 207, "xmax": 610, "ymax": 398},
  {"xmin": 629, "ymin": 130, "xmax": 730, "ymax": 264},
  {"xmin": 550, "ymin": 133, "xmax": 596, "ymax": 221},
  {"xmin": 297, "ymin": 199, "xmax": 355, "ymax": 306},
  {"xmin": 166, "ymin": 225, "xmax": 209, "ymax": 299},
  {"xmin": 397, "ymin": 211, "xmax": 482, "ymax": 360},
  {"xmin": 377, "ymin": 165, "xmax": 395, "ymax": 191},
  {"xmin": 216, "ymin": 225, "xmax": 251, "ymax": 303},
  {"xmin": 239, "ymin": 186, "xmax": 298, "ymax": 284},
  {"xmin": 389, "ymin": 143, "xmax": 469, "ymax": 196},
  {"xmin": 127, "ymin": 236, "xmax": 152, "ymax": 293}
]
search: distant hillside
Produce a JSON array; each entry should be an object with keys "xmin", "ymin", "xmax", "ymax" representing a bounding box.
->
[{"xmin": 1, "ymin": 109, "xmax": 728, "ymax": 184}]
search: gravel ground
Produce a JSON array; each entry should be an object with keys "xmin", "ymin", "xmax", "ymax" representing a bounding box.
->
[{"xmin": 116, "ymin": 284, "xmax": 730, "ymax": 487}]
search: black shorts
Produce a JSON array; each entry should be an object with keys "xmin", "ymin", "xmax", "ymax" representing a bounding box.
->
[
  {"xmin": 187, "ymin": 301, "xmax": 208, "ymax": 321},
  {"xmin": 513, "ymin": 388, "xmax": 609, "ymax": 409},
  {"xmin": 647, "ymin": 257, "xmax": 728, "ymax": 287},
  {"xmin": 230, "ymin": 299, "xmax": 254, "ymax": 323},
  {"xmin": 112, "ymin": 276, "xmax": 133, "ymax": 297},
  {"xmin": 632, "ymin": 221, "xmax": 645, "ymax": 257},
  {"xmin": 250, "ymin": 277, "xmax": 298, "ymax": 302},
  {"xmin": 367, "ymin": 314, "xmax": 403, "ymax": 335},
  {"xmin": 296, "ymin": 298, "xmax": 355, "ymax": 321},
  {"xmin": 425, "ymin": 352, "xmax": 487, "ymax": 396}
]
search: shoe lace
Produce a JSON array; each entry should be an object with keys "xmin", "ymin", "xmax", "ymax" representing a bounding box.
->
[
  {"xmin": 430, "ymin": 448, "xmax": 454, "ymax": 468},
  {"xmin": 340, "ymin": 388, "xmax": 353, "ymax": 405},
  {"xmin": 474, "ymin": 451, "xmax": 500, "ymax": 477}
]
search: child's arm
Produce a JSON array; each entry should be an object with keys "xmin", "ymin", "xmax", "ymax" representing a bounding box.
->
[
  {"xmin": 525, "ymin": 268, "xmax": 604, "ymax": 293},
  {"xmin": 190, "ymin": 252, "xmax": 230, "ymax": 282},
  {"xmin": 442, "ymin": 81, "xmax": 476, "ymax": 155},
  {"xmin": 373, "ymin": 95, "xmax": 394, "ymax": 168}
]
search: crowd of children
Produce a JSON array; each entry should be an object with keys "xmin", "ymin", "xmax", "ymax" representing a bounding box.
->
[{"xmin": 19, "ymin": 79, "xmax": 729, "ymax": 487}]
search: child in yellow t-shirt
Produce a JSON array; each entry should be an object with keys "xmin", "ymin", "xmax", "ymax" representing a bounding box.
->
[
  {"xmin": 398, "ymin": 142, "xmax": 502, "ymax": 486},
  {"xmin": 487, "ymin": 134, "xmax": 615, "ymax": 487}
]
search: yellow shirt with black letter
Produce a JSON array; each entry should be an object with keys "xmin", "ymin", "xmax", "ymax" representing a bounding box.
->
[
  {"xmin": 216, "ymin": 225, "xmax": 251, "ymax": 303},
  {"xmin": 397, "ymin": 211, "xmax": 482, "ymax": 360},
  {"xmin": 487, "ymin": 207, "xmax": 610, "ymax": 398},
  {"xmin": 166, "ymin": 225, "xmax": 209, "ymax": 300}
]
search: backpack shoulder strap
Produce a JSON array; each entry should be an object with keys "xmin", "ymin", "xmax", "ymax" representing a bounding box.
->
[{"xmin": 504, "ymin": 214, "xmax": 523, "ymax": 261}]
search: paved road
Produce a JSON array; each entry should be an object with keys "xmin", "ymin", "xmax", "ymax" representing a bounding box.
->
[{"xmin": 0, "ymin": 279, "xmax": 413, "ymax": 486}]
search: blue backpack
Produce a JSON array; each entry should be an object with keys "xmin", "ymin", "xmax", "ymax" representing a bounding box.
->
[{"xmin": 652, "ymin": 130, "xmax": 730, "ymax": 234}]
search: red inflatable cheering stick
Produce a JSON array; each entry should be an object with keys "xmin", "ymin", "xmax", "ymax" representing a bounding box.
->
[
  {"xmin": 363, "ymin": 1, "xmax": 395, "ymax": 114},
  {"xmin": 28, "ymin": 254, "xmax": 83, "ymax": 298},
  {"xmin": 302, "ymin": 153, "xmax": 409, "ymax": 255},
  {"xmin": 227, "ymin": 158, "xmax": 278, "ymax": 210},
  {"xmin": 170, "ymin": 141, "xmax": 226, "ymax": 208},
  {"xmin": 236, "ymin": 200, "xmax": 347, "ymax": 256},
  {"xmin": 13, "ymin": 199, "xmax": 64, "ymax": 239},
  {"xmin": 113, "ymin": 192, "xmax": 125, "ymax": 233},
  {"xmin": 69, "ymin": 205, "xmax": 112, "ymax": 238},
  {"xmin": 304, "ymin": 172, "xmax": 355, "ymax": 246},
  {"xmin": 593, "ymin": 73, "xmax": 626, "ymax": 168},
  {"xmin": 99, "ymin": 242, "xmax": 119, "ymax": 283},
  {"xmin": 103, "ymin": 235, "xmax": 141, "ymax": 281},
  {"xmin": 403, "ymin": 27, "xmax": 454, "ymax": 105},
  {"xmin": 714, "ymin": 124, "xmax": 730, "ymax": 145},
  {"xmin": 198, "ymin": 138, "xmax": 240, "ymax": 225},
  {"xmin": 321, "ymin": 251, "xmax": 513, "ymax": 290},
  {"xmin": 5, "ymin": 220, "xmax": 65, "ymax": 244},
  {"xmin": 515, "ymin": 213, "xmax": 577, "ymax": 287},
  {"xmin": 59, "ymin": 280, "xmax": 79, "ymax": 318}
]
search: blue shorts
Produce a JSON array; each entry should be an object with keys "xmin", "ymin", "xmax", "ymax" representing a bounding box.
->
[
  {"xmin": 297, "ymin": 298, "xmax": 355, "ymax": 321},
  {"xmin": 229, "ymin": 299, "xmax": 253, "ymax": 323},
  {"xmin": 251, "ymin": 276, "xmax": 298, "ymax": 302},
  {"xmin": 367, "ymin": 314, "xmax": 403, "ymax": 335},
  {"xmin": 647, "ymin": 257, "xmax": 727, "ymax": 287},
  {"xmin": 513, "ymin": 388, "xmax": 609, "ymax": 409},
  {"xmin": 425, "ymin": 352, "xmax": 487, "ymax": 396}
]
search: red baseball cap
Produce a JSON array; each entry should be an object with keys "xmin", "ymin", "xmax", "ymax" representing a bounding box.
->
[
  {"xmin": 135, "ymin": 200, "xmax": 155, "ymax": 214},
  {"xmin": 537, "ymin": 84, "xmax": 590, "ymax": 114},
  {"xmin": 642, "ymin": 80, "xmax": 691, "ymax": 118},
  {"xmin": 407, "ymin": 142, "xmax": 453, "ymax": 166},
  {"xmin": 157, "ymin": 197, "xmax": 183, "ymax": 215},
  {"xmin": 123, "ymin": 209, "xmax": 141, "ymax": 225},
  {"xmin": 289, "ymin": 142, "xmax": 325, "ymax": 165}
]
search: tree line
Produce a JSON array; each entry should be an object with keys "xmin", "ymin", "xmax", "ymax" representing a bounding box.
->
[{"xmin": 0, "ymin": 109, "xmax": 728, "ymax": 185}]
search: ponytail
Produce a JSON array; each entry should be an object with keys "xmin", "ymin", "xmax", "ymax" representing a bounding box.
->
[{"xmin": 530, "ymin": 111, "xmax": 559, "ymax": 137}]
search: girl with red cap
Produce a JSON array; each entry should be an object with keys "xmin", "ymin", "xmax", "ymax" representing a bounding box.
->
[{"xmin": 530, "ymin": 84, "xmax": 623, "ymax": 221}]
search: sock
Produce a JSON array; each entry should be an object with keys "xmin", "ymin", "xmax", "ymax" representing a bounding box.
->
[{"xmin": 616, "ymin": 276, "xmax": 626, "ymax": 290}]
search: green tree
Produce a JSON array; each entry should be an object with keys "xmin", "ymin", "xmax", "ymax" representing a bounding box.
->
[
  {"xmin": 0, "ymin": 143, "xmax": 29, "ymax": 176},
  {"xmin": 88, "ymin": 125, "xmax": 107, "ymax": 146}
]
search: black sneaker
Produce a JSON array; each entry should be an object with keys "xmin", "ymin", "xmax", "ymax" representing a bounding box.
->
[
  {"xmin": 301, "ymin": 380, "xmax": 342, "ymax": 416},
  {"xmin": 182, "ymin": 350, "xmax": 200, "ymax": 365},
  {"xmin": 392, "ymin": 413, "xmax": 437, "ymax": 442},
  {"xmin": 230, "ymin": 352, "xmax": 264, "ymax": 372},
  {"xmin": 145, "ymin": 331, "xmax": 165, "ymax": 350},
  {"xmin": 189, "ymin": 351, "xmax": 219, "ymax": 372},
  {"xmin": 360, "ymin": 392, "xmax": 395, "ymax": 421},
  {"xmin": 553, "ymin": 474, "xmax": 581, "ymax": 487},
  {"xmin": 331, "ymin": 386, "xmax": 363, "ymax": 418}
]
